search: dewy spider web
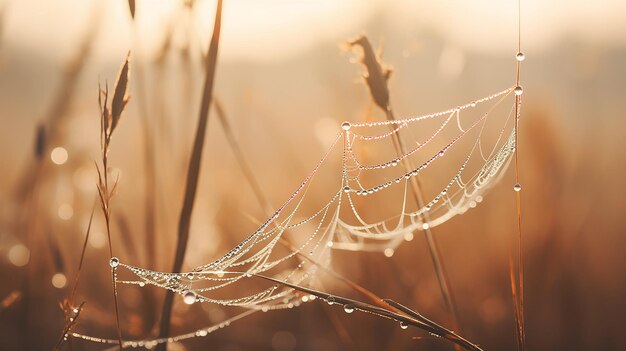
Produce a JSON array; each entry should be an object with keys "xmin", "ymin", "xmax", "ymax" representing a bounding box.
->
[{"xmin": 71, "ymin": 82, "xmax": 524, "ymax": 347}]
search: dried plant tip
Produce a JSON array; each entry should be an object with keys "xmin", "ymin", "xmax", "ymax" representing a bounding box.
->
[
  {"xmin": 347, "ymin": 35, "xmax": 392, "ymax": 112},
  {"xmin": 128, "ymin": 0, "xmax": 136, "ymax": 20},
  {"xmin": 34, "ymin": 124, "xmax": 46, "ymax": 159},
  {"xmin": 111, "ymin": 52, "xmax": 131, "ymax": 134}
]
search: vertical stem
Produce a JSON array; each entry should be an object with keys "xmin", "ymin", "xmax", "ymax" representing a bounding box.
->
[
  {"xmin": 385, "ymin": 107, "xmax": 462, "ymax": 333},
  {"xmin": 510, "ymin": 1, "xmax": 526, "ymax": 349},
  {"xmin": 156, "ymin": 1, "xmax": 223, "ymax": 350},
  {"xmin": 102, "ymin": 142, "xmax": 124, "ymax": 350}
]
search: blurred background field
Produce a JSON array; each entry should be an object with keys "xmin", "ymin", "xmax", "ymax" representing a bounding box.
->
[{"xmin": 1, "ymin": 0, "xmax": 625, "ymax": 350}]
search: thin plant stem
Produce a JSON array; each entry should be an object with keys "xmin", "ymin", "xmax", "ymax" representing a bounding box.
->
[
  {"xmin": 348, "ymin": 35, "xmax": 462, "ymax": 333},
  {"xmin": 156, "ymin": 1, "xmax": 222, "ymax": 349},
  {"xmin": 509, "ymin": 1, "xmax": 526, "ymax": 349}
]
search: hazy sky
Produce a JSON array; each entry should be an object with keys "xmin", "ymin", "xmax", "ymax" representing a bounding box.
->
[{"xmin": 2, "ymin": 0, "xmax": 625, "ymax": 63}]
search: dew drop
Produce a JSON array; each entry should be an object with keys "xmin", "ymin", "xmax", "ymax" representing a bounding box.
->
[
  {"xmin": 516, "ymin": 52, "xmax": 525, "ymax": 62},
  {"xmin": 326, "ymin": 296, "xmax": 336, "ymax": 305},
  {"xmin": 404, "ymin": 232, "xmax": 414, "ymax": 242},
  {"xmin": 182, "ymin": 290, "xmax": 197, "ymax": 304},
  {"xmin": 384, "ymin": 248, "xmax": 394, "ymax": 258},
  {"xmin": 400, "ymin": 322, "xmax": 408, "ymax": 330},
  {"xmin": 422, "ymin": 223, "xmax": 430, "ymax": 230},
  {"xmin": 514, "ymin": 86, "xmax": 523, "ymax": 96},
  {"xmin": 470, "ymin": 101, "xmax": 477, "ymax": 107},
  {"xmin": 343, "ymin": 305, "xmax": 355, "ymax": 313},
  {"xmin": 109, "ymin": 257, "xmax": 120, "ymax": 268},
  {"xmin": 343, "ymin": 186, "xmax": 350, "ymax": 193},
  {"xmin": 341, "ymin": 121, "xmax": 351, "ymax": 131},
  {"xmin": 513, "ymin": 183, "xmax": 522, "ymax": 192}
]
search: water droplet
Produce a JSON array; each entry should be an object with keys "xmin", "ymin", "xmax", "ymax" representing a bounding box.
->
[
  {"xmin": 139, "ymin": 282, "xmax": 146, "ymax": 287},
  {"xmin": 516, "ymin": 52, "xmax": 525, "ymax": 62},
  {"xmin": 109, "ymin": 257, "xmax": 120, "ymax": 268},
  {"xmin": 438, "ymin": 150, "xmax": 445, "ymax": 157},
  {"xmin": 514, "ymin": 86, "xmax": 523, "ymax": 96},
  {"xmin": 384, "ymin": 248, "xmax": 394, "ymax": 257},
  {"xmin": 343, "ymin": 186, "xmax": 350, "ymax": 193},
  {"xmin": 513, "ymin": 183, "xmax": 522, "ymax": 192},
  {"xmin": 182, "ymin": 290, "xmax": 197, "ymax": 304},
  {"xmin": 470, "ymin": 101, "xmax": 477, "ymax": 107},
  {"xmin": 341, "ymin": 121, "xmax": 351, "ymax": 131},
  {"xmin": 326, "ymin": 296, "xmax": 336, "ymax": 305},
  {"xmin": 422, "ymin": 223, "xmax": 430, "ymax": 230},
  {"xmin": 343, "ymin": 305, "xmax": 355, "ymax": 313},
  {"xmin": 326, "ymin": 241, "xmax": 334, "ymax": 248},
  {"xmin": 400, "ymin": 322, "xmax": 408, "ymax": 330},
  {"xmin": 404, "ymin": 232, "xmax": 414, "ymax": 242}
]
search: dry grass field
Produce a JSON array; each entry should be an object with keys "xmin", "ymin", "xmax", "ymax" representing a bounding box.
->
[{"xmin": 1, "ymin": 1, "xmax": 625, "ymax": 350}]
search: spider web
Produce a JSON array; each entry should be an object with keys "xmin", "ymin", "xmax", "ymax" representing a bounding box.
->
[{"xmin": 72, "ymin": 84, "xmax": 522, "ymax": 347}]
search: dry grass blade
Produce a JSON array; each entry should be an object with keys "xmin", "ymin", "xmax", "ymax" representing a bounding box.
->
[
  {"xmin": 252, "ymin": 274, "xmax": 483, "ymax": 351},
  {"xmin": 156, "ymin": 1, "xmax": 223, "ymax": 349},
  {"xmin": 127, "ymin": 0, "xmax": 136, "ymax": 20},
  {"xmin": 53, "ymin": 203, "xmax": 95, "ymax": 351},
  {"xmin": 95, "ymin": 53, "xmax": 132, "ymax": 350},
  {"xmin": 111, "ymin": 52, "xmax": 131, "ymax": 134},
  {"xmin": 348, "ymin": 34, "xmax": 462, "ymax": 334}
]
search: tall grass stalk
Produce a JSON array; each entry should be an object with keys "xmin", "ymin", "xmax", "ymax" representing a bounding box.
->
[
  {"xmin": 347, "ymin": 35, "xmax": 462, "ymax": 333},
  {"xmin": 509, "ymin": 2, "xmax": 526, "ymax": 348},
  {"xmin": 156, "ymin": 1, "xmax": 222, "ymax": 349},
  {"xmin": 96, "ymin": 52, "xmax": 132, "ymax": 350}
]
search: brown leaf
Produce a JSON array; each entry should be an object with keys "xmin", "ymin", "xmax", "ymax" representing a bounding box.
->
[
  {"xmin": 128, "ymin": 0, "xmax": 136, "ymax": 20},
  {"xmin": 111, "ymin": 52, "xmax": 131, "ymax": 133}
]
